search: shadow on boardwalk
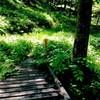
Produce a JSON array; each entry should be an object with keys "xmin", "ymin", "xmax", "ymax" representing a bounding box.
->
[{"xmin": 0, "ymin": 58, "xmax": 70, "ymax": 100}]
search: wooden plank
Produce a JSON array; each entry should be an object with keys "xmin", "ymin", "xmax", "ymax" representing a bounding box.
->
[
  {"xmin": 15, "ymin": 66, "xmax": 39, "ymax": 72},
  {"xmin": 12, "ymin": 73, "xmax": 46, "ymax": 78},
  {"xmin": 0, "ymin": 81, "xmax": 48, "ymax": 89},
  {"xmin": 0, "ymin": 78, "xmax": 47, "ymax": 85},
  {"xmin": 0, "ymin": 60, "xmax": 66, "ymax": 100},
  {"xmin": 0, "ymin": 85, "xmax": 56, "ymax": 93},
  {"xmin": 0, "ymin": 75, "xmax": 48, "ymax": 82},
  {"xmin": 0, "ymin": 93, "xmax": 59, "ymax": 100},
  {"xmin": 11, "ymin": 74, "xmax": 49, "ymax": 79},
  {"xmin": 17, "ymin": 71, "xmax": 41, "ymax": 75},
  {"xmin": 0, "ymin": 89, "xmax": 59, "ymax": 98},
  {"xmin": 48, "ymin": 66, "xmax": 71, "ymax": 100}
]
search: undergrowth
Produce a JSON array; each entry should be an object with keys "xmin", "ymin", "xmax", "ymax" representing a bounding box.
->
[
  {"xmin": 30, "ymin": 40, "xmax": 100, "ymax": 99},
  {"xmin": 0, "ymin": 0, "xmax": 55, "ymax": 34},
  {"xmin": 0, "ymin": 40, "xmax": 32, "ymax": 80}
]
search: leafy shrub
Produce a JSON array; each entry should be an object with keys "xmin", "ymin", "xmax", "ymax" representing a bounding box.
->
[
  {"xmin": 8, "ymin": 18, "xmax": 35, "ymax": 34},
  {"xmin": 27, "ymin": 11, "xmax": 55, "ymax": 29},
  {"xmin": 0, "ymin": 41, "xmax": 12, "ymax": 55},
  {"xmin": 60, "ymin": 58, "xmax": 100, "ymax": 99},
  {"xmin": 31, "ymin": 40, "xmax": 100, "ymax": 99},
  {"xmin": 10, "ymin": 40, "xmax": 33, "ymax": 63},
  {"xmin": 49, "ymin": 49, "xmax": 71, "ymax": 74},
  {"xmin": 0, "ymin": 40, "xmax": 33, "ymax": 80},
  {"xmin": 0, "ymin": 0, "xmax": 55, "ymax": 34},
  {"xmin": 31, "ymin": 40, "xmax": 72, "ymax": 74},
  {"xmin": 0, "ymin": 59, "xmax": 15, "ymax": 80},
  {"xmin": 90, "ymin": 37, "xmax": 100, "ymax": 50},
  {"xmin": 47, "ymin": 41, "xmax": 71, "ymax": 74},
  {"xmin": 0, "ymin": 51, "xmax": 8, "ymax": 62},
  {"xmin": 31, "ymin": 44, "xmax": 45, "ymax": 66},
  {"xmin": 0, "ymin": 41, "xmax": 16, "ymax": 80}
]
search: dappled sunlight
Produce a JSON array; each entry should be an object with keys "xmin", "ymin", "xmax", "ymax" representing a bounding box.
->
[
  {"xmin": 46, "ymin": 31, "xmax": 74, "ymax": 46},
  {"xmin": 0, "ymin": 89, "xmax": 5, "ymax": 93},
  {"xmin": 30, "ymin": 30, "xmax": 74, "ymax": 45},
  {"xmin": 0, "ymin": 30, "xmax": 74, "ymax": 47},
  {"xmin": 8, "ymin": 0, "xmax": 24, "ymax": 8},
  {"xmin": 43, "ymin": 13, "xmax": 56, "ymax": 27},
  {"xmin": 0, "ymin": 34, "xmax": 20, "ymax": 43},
  {"xmin": 31, "ymin": 31, "xmax": 74, "ymax": 47},
  {"xmin": 88, "ymin": 43, "xmax": 100, "ymax": 71},
  {"xmin": 22, "ymin": 6, "xmax": 34, "ymax": 12},
  {"xmin": 21, "ymin": 33, "xmax": 43, "ymax": 44},
  {"xmin": 0, "ymin": 16, "xmax": 9, "ymax": 29}
]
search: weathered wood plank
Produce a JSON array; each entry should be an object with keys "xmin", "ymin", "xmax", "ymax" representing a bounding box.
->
[
  {"xmin": 0, "ymin": 89, "xmax": 59, "ymax": 98},
  {"xmin": 0, "ymin": 81, "xmax": 48, "ymax": 89},
  {"xmin": 12, "ymin": 73, "xmax": 47, "ymax": 78},
  {"xmin": 0, "ymin": 59, "xmax": 68, "ymax": 100},
  {"xmin": 0, "ymin": 76, "xmax": 48, "ymax": 82},
  {"xmin": 0, "ymin": 85, "xmax": 56, "ymax": 93},
  {"xmin": 0, "ymin": 93, "xmax": 59, "ymax": 100},
  {"xmin": 48, "ymin": 66, "xmax": 71, "ymax": 100}
]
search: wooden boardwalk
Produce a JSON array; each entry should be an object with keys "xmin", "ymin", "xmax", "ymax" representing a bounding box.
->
[{"xmin": 0, "ymin": 59, "xmax": 70, "ymax": 100}]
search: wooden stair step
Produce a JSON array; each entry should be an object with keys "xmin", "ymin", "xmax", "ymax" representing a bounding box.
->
[
  {"xmin": 0, "ymin": 78, "xmax": 47, "ymax": 85},
  {"xmin": 11, "ymin": 74, "xmax": 49, "ymax": 79},
  {"xmin": 0, "ymin": 89, "xmax": 59, "ymax": 98},
  {"xmin": 0, "ymin": 75, "xmax": 48, "ymax": 82},
  {"xmin": 0, "ymin": 80, "xmax": 49, "ymax": 89},
  {"xmin": 12, "ymin": 73, "xmax": 46, "ymax": 77},
  {"xmin": 0, "ymin": 92, "xmax": 59, "ymax": 100},
  {"xmin": 17, "ymin": 70, "xmax": 41, "ymax": 74},
  {"xmin": 0, "ymin": 61, "xmax": 70, "ymax": 100},
  {"xmin": 0, "ymin": 84, "xmax": 57, "ymax": 93},
  {"xmin": 16, "ymin": 67, "xmax": 38, "ymax": 71}
]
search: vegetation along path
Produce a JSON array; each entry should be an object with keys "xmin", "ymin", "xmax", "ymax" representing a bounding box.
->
[{"xmin": 0, "ymin": 58, "xmax": 70, "ymax": 100}]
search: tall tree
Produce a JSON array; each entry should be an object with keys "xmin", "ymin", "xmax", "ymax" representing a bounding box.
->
[{"xmin": 73, "ymin": 0, "xmax": 93, "ymax": 63}]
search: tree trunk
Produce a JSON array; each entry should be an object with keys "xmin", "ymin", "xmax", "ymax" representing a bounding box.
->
[{"xmin": 73, "ymin": 0, "xmax": 92, "ymax": 61}]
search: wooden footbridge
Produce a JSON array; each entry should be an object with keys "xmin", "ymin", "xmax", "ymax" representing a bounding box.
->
[{"xmin": 0, "ymin": 59, "xmax": 70, "ymax": 100}]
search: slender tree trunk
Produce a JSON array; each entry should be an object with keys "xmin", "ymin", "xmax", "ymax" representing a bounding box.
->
[{"xmin": 73, "ymin": 0, "xmax": 92, "ymax": 61}]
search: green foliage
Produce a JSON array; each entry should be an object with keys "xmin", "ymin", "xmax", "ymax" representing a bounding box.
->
[
  {"xmin": 31, "ymin": 44, "xmax": 46, "ymax": 65},
  {"xmin": 72, "ymin": 66, "xmax": 84, "ymax": 82},
  {"xmin": 0, "ymin": 41, "xmax": 11, "ymax": 54},
  {"xmin": 10, "ymin": 40, "xmax": 33, "ymax": 63},
  {"xmin": 8, "ymin": 18, "xmax": 35, "ymax": 34},
  {"xmin": 0, "ymin": 40, "xmax": 33, "ymax": 80},
  {"xmin": 0, "ymin": 0, "xmax": 55, "ymax": 34},
  {"xmin": 49, "ymin": 50, "xmax": 69, "ymax": 74},
  {"xmin": 0, "ymin": 41, "xmax": 15, "ymax": 80},
  {"xmin": 31, "ymin": 40, "xmax": 72, "ymax": 74},
  {"xmin": 0, "ymin": 51, "xmax": 7, "ymax": 62},
  {"xmin": 90, "ymin": 36, "xmax": 100, "ymax": 50},
  {"xmin": 31, "ymin": 41, "xmax": 100, "ymax": 99},
  {"xmin": 28, "ymin": 38, "xmax": 98, "ymax": 99},
  {"xmin": 47, "ymin": 42, "xmax": 71, "ymax": 74},
  {"xmin": 94, "ymin": 0, "xmax": 100, "ymax": 3},
  {"xmin": 51, "ymin": 12, "xmax": 76, "ymax": 32},
  {"xmin": 0, "ymin": 59, "xmax": 15, "ymax": 80}
]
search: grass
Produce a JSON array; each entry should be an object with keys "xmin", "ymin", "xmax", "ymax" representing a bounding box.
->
[{"xmin": 0, "ymin": 28, "xmax": 99, "ymax": 72}]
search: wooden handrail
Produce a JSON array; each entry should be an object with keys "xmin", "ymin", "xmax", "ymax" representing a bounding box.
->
[{"xmin": 48, "ymin": 66, "xmax": 71, "ymax": 100}]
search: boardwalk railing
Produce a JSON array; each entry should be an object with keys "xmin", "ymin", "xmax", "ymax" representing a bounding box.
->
[{"xmin": 48, "ymin": 66, "xmax": 71, "ymax": 100}]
